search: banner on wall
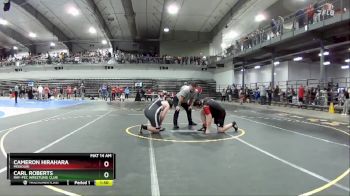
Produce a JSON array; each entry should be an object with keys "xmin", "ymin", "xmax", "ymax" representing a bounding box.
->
[
  {"xmin": 135, "ymin": 82, "xmax": 143, "ymax": 87},
  {"xmin": 28, "ymin": 81, "xmax": 34, "ymax": 87}
]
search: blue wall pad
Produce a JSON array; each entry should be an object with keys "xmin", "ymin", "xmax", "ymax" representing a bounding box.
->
[{"xmin": 0, "ymin": 99, "xmax": 86, "ymax": 109}]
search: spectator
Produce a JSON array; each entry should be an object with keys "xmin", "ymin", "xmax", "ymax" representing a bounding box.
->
[
  {"xmin": 119, "ymin": 86, "xmax": 125, "ymax": 99},
  {"xmin": 146, "ymin": 88, "xmax": 153, "ymax": 101},
  {"xmin": 286, "ymin": 88, "xmax": 292, "ymax": 103},
  {"xmin": 98, "ymin": 87, "xmax": 102, "ymax": 99},
  {"xmin": 124, "ymin": 87, "xmax": 130, "ymax": 99},
  {"xmin": 322, "ymin": 2, "xmax": 334, "ymax": 20},
  {"xmin": 254, "ymin": 87, "xmax": 260, "ymax": 103},
  {"xmin": 44, "ymin": 85, "xmax": 50, "ymax": 100},
  {"xmin": 59, "ymin": 86, "xmax": 64, "ymax": 99},
  {"xmin": 106, "ymin": 85, "xmax": 112, "ymax": 102},
  {"xmin": 221, "ymin": 88, "xmax": 226, "ymax": 102},
  {"xmin": 271, "ymin": 19, "xmax": 278, "ymax": 37},
  {"xmin": 315, "ymin": 89, "xmax": 320, "ymax": 105},
  {"xmin": 274, "ymin": 85, "xmax": 280, "ymax": 101},
  {"xmin": 310, "ymin": 87, "xmax": 316, "ymax": 105},
  {"xmin": 73, "ymin": 86, "xmax": 77, "ymax": 100},
  {"xmin": 67, "ymin": 86, "xmax": 72, "ymax": 99},
  {"xmin": 102, "ymin": 84, "xmax": 108, "ymax": 101},
  {"xmin": 27, "ymin": 87, "xmax": 34, "ymax": 99},
  {"xmin": 120, "ymin": 92, "xmax": 125, "ymax": 102},
  {"xmin": 239, "ymin": 88, "xmax": 244, "ymax": 105},
  {"xmin": 260, "ymin": 86, "xmax": 267, "ymax": 105},
  {"xmin": 226, "ymin": 86, "xmax": 232, "ymax": 102},
  {"xmin": 295, "ymin": 9, "xmax": 306, "ymax": 29},
  {"xmin": 267, "ymin": 86, "xmax": 272, "ymax": 105},
  {"xmin": 298, "ymin": 85, "xmax": 305, "ymax": 105},
  {"xmin": 38, "ymin": 85, "xmax": 43, "ymax": 100},
  {"xmin": 342, "ymin": 89, "xmax": 349, "ymax": 115},
  {"xmin": 313, "ymin": 1, "xmax": 321, "ymax": 23},
  {"xmin": 14, "ymin": 84, "xmax": 19, "ymax": 104},
  {"xmin": 80, "ymin": 83, "xmax": 85, "ymax": 100},
  {"xmin": 140, "ymin": 88, "xmax": 145, "ymax": 101},
  {"xmin": 20, "ymin": 85, "xmax": 25, "ymax": 99},
  {"xmin": 9, "ymin": 87, "xmax": 12, "ymax": 98},
  {"xmin": 111, "ymin": 86, "xmax": 116, "ymax": 101},
  {"xmin": 307, "ymin": 4, "xmax": 314, "ymax": 24}
]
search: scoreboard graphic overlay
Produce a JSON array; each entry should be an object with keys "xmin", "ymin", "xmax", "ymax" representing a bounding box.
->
[{"xmin": 7, "ymin": 153, "xmax": 116, "ymax": 186}]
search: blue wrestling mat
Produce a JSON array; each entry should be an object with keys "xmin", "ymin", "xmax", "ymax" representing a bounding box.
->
[{"xmin": 0, "ymin": 99, "xmax": 86, "ymax": 109}]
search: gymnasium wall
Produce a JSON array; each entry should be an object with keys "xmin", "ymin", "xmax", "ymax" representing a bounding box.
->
[
  {"xmin": 160, "ymin": 30, "xmax": 210, "ymax": 56},
  {"xmin": 0, "ymin": 64, "xmax": 212, "ymax": 80},
  {"xmin": 233, "ymin": 62, "xmax": 289, "ymax": 85},
  {"xmin": 229, "ymin": 61, "xmax": 347, "ymax": 87},
  {"xmin": 213, "ymin": 63, "xmax": 234, "ymax": 89},
  {"xmin": 160, "ymin": 41, "xmax": 209, "ymax": 57}
]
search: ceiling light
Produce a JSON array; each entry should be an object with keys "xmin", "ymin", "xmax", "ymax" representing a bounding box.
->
[
  {"xmin": 13, "ymin": 46, "xmax": 18, "ymax": 50},
  {"xmin": 341, "ymin": 65, "xmax": 349, "ymax": 69},
  {"xmin": 163, "ymin": 27, "xmax": 170, "ymax": 32},
  {"xmin": 0, "ymin": 18, "xmax": 8, "ymax": 25},
  {"xmin": 167, "ymin": 4, "xmax": 179, "ymax": 15},
  {"xmin": 318, "ymin": 51, "xmax": 329, "ymax": 56},
  {"xmin": 240, "ymin": 69, "xmax": 244, "ymax": 72},
  {"xmin": 101, "ymin": 40, "xmax": 107, "ymax": 45},
  {"xmin": 227, "ymin": 31, "xmax": 238, "ymax": 39},
  {"xmin": 274, "ymin": 61, "xmax": 280, "ymax": 66},
  {"xmin": 67, "ymin": 7, "xmax": 80, "ymax": 16},
  {"xmin": 274, "ymin": 72, "xmax": 277, "ymax": 75},
  {"xmin": 323, "ymin": 61, "xmax": 330, "ymax": 65},
  {"xmin": 255, "ymin": 14, "xmax": 266, "ymax": 22},
  {"xmin": 89, "ymin": 27, "xmax": 97, "ymax": 34},
  {"xmin": 50, "ymin": 42, "xmax": 55, "ymax": 47},
  {"xmin": 254, "ymin": 65, "xmax": 261, "ymax": 69},
  {"xmin": 28, "ymin": 32, "xmax": 37, "ymax": 38},
  {"xmin": 293, "ymin": 57, "xmax": 303, "ymax": 61},
  {"xmin": 345, "ymin": 59, "xmax": 350, "ymax": 63}
]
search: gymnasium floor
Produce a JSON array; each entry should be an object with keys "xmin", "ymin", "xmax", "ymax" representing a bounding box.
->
[{"xmin": 0, "ymin": 99, "xmax": 349, "ymax": 196}]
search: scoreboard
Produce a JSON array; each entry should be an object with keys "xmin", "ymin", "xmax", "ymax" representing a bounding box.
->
[{"xmin": 7, "ymin": 153, "xmax": 116, "ymax": 186}]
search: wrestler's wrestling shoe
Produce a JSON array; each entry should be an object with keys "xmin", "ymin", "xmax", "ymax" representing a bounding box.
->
[
  {"xmin": 232, "ymin": 121, "xmax": 238, "ymax": 132},
  {"xmin": 189, "ymin": 121, "xmax": 197, "ymax": 126},
  {"xmin": 139, "ymin": 124, "xmax": 147, "ymax": 134},
  {"xmin": 152, "ymin": 127, "xmax": 165, "ymax": 134},
  {"xmin": 197, "ymin": 126, "xmax": 206, "ymax": 132}
]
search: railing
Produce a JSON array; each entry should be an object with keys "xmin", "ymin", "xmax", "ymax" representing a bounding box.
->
[
  {"xmin": 210, "ymin": 0, "xmax": 348, "ymax": 62},
  {"xmin": 216, "ymin": 77, "xmax": 350, "ymax": 107},
  {"xmin": 0, "ymin": 55, "xmax": 208, "ymax": 68}
]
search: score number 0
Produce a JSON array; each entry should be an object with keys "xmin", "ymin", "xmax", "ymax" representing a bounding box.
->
[{"xmin": 104, "ymin": 161, "xmax": 110, "ymax": 178}]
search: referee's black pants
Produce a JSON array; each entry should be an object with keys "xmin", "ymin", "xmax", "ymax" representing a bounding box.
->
[{"xmin": 173, "ymin": 96, "xmax": 193, "ymax": 126}]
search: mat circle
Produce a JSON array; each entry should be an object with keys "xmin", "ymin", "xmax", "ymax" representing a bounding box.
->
[{"xmin": 125, "ymin": 124, "xmax": 245, "ymax": 143}]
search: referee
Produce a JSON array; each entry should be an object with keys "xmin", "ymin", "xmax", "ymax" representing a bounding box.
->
[{"xmin": 173, "ymin": 82, "xmax": 198, "ymax": 129}]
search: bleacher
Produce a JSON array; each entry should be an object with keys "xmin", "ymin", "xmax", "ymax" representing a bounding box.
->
[{"xmin": 0, "ymin": 79, "xmax": 217, "ymax": 98}]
